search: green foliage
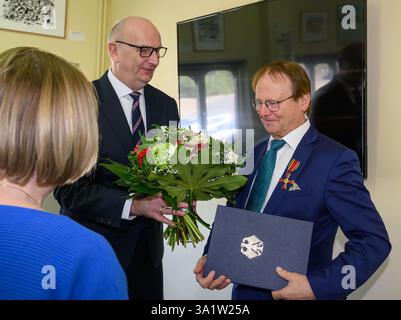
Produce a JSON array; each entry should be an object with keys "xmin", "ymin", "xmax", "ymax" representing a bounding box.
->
[{"xmin": 100, "ymin": 127, "xmax": 248, "ymax": 250}]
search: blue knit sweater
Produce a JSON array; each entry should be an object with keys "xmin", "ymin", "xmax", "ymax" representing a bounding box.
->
[{"xmin": 0, "ymin": 205, "xmax": 128, "ymax": 300}]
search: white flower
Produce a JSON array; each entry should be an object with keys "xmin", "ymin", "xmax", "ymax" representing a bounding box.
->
[
  {"xmin": 225, "ymin": 150, "xmax": 239, "ymax": 164},
  {"xmin": 179, "ymin": 129, "xmax": 196, "ymax": 143},
  {"xmin": 147, "ymin": 143, "xmax": 177, "ymax": 166}
]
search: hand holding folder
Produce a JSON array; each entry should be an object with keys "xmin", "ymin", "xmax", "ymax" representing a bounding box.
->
[
  {"xmin": 202, "ymin": 205, "xmax": 314, "ymax": 292},
  {"xmin": 193, "ymin": 255, "xmax": 232, "ymax": 291}
]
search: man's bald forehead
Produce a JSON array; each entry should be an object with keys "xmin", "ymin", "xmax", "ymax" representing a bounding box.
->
[{"xmin": 109, "ymin": 16, "xmax": 156, "ymax": 42}]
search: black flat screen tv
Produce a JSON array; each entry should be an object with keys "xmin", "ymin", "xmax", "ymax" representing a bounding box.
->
[{"xmin": 177, "ymin": 0, "xmax": 367, "ymax": 177}]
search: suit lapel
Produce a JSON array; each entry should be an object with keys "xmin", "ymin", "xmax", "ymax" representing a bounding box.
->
[
  {"xmin": 144, "ymin": 85, "xmax": 180, "ymax": 128},
  {"xmin": 95, "ymin": 73, "xmax": 134, "ymax": 153},
  {"xmin": 144, "ymin": 85, "xmax": 155, "ymax": 130},
  {"xmin": 263, "ymin": 126, "xmax": 319, "ymax": 215}
]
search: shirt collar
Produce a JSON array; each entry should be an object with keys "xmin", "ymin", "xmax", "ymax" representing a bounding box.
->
[
  {"xmin": 269, "ymin": 119, "xmax": 311, "ymax": 150},
  {"xmin": 107, "ymin": 69, "xmax": 144, "ymax": 99}
]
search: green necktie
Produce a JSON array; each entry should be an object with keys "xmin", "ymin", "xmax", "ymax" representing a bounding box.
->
[{"xmin": 246, "ymin": 139, "xmax": 286, "ymax": 212}]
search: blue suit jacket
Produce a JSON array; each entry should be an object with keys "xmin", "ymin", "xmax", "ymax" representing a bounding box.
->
[{"xmin": 205, "ymin": 126, "xmax": 391, "ymax": 300}]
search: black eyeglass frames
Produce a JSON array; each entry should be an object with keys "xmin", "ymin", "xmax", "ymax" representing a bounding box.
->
[
  {"xmin": 115, "ymin": 40, "xmax": 167, "ymax": 58},
  {"xmin": 250, "ymin": 95, "xmax": 294, "ymax": 112}
]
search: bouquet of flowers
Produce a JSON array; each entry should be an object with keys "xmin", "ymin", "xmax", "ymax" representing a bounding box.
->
[{"xmin": 101, "ymin": 126, "xmax": 247, "ymax": 250}]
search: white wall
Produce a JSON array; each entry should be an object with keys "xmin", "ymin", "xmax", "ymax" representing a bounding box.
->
[{"xmin": 163, "ymin": 198, "xmax": 232, "ymax": 300}]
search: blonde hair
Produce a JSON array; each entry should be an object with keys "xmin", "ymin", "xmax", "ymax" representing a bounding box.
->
[
  {"xmin": 0, "ymin": 47, "xmax": 99, "ymax": 186},
  {"xmin": 252, "ymin": 61, "xmax": 312, "ymax": 113}
]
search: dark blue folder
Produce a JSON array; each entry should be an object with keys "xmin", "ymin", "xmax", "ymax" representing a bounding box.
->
[{"xmin": 204, "ymin": 205, "xmax": 313, "ymax": 291}]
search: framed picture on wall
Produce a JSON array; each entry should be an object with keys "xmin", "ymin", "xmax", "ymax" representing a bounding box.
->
[
  {"xmin": 193, "ymin": 14, "xmax": 224, "ymax": 51},
  {"xmin": 0, "ymin": 0, "xmax": 67, "ymax": 38},
  {"xmin": 301, "ymin": 12, "xmax": 328, "ymax": 42}
]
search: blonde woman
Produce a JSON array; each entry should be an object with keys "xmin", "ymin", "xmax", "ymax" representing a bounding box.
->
[{"xmin": 0, "ymin": 47, "xmax": 128, "ymax": 299}]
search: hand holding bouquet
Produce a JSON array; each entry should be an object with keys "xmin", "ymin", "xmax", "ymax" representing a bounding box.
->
[{"xmin": 102, "ymin": 126, "xmax": 247, "ymax": 250}]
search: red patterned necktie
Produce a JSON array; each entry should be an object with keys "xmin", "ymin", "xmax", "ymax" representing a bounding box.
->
[{"xmin": 130, "ymin": 92, "xmax": 145, "ymax": 147}]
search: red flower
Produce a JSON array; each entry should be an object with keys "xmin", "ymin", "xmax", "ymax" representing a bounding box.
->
[
  {"xmin": 196, "ymin": 143, "xmax": 208, "ymax": 151},
  {"xmin": 137, "ymin": 148, "xmax": 149, "ymax": 168}
]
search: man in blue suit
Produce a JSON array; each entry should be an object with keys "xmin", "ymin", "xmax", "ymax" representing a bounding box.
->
[{"xmin": 194, "ymin": 61, "xmax": 391, "ymax": 300}]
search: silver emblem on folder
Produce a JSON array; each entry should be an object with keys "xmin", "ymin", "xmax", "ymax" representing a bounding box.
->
[{"xmin": 240, "ymin": 235, "xmax": 263, "ymax": 259}]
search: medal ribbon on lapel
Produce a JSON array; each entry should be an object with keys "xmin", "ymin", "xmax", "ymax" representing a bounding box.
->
[{"xmin": 279, "ymin": 159, "xmax": 300, "ymax": 190}]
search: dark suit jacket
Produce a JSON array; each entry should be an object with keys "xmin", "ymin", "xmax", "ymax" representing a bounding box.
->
[
  {"xmin": 54, "ymin": 72, "xmax": 179, "ymax": 269},
  {"xmin": 205, "ymin": 126, "xmax": 390, "ymax": 300},
  {"xmin": 311, "ymin": 77, "xmax": 363, "ymax": 164}
]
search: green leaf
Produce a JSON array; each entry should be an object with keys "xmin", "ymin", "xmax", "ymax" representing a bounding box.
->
[
  {"xmin": 148, "ymin": 163, "xmax": 247, "ymax": 202},
  {"xmin": 100, "ymin": 160, "xmax": 130, "ymax": 179},
  {"xmin": 197, "ymin": 175, "xmax": 247, "ymax": 191},
  {"xmin": 176, "ymin": 163, "xmax": 196, "ymax": 188},
  {"xmin": 192, "ymin": 190, "xmax": 213, "ymax": 201},
  {"xmin": 128, "ymin": 183, "xmax": 160, "ymax": 196},
  {"xmin": 190, "ymin": 165, "xmax": 229, "ymax": 186},
  {"xmin": 114, "ymin": 179, "xmax": 130, "ymax": 188}
]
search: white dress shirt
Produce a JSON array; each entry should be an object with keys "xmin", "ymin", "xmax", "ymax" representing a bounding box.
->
[
  {"xmin": 107, "ymin": 69, "xmax": 148, "ymax": 220},
  {"xmin": 246, "ymin": 120, "xmax": 311, "ymax": 212},
  {"xmin": 107, "ymin": 69, "xmax": 147, "ymax": 131}
]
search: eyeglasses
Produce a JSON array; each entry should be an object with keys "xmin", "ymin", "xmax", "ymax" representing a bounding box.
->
[
  {"xmin": 115, "ymin": 40, "xmax": 168, "ymax": 58},
  {"xmin": 250, "ymin": 95, "xmax": 294, "ymax": 112}
]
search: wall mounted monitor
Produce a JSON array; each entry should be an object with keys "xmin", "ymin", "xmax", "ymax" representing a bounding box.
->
[{"xmin": 177, "ymin": 0, "xmax": 367, "ymax": 176}]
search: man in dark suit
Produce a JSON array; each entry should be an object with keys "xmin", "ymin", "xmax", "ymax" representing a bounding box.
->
[
  {"xmin": 194, "ymin": 61, "xmax": 391, "ymax": 300},
  {"xmin": 54, "ymin": 16, "xmax": 184, "ymax": 300},
  {"xmin": 311, "ymin": 42, "xmax": 364, "ymax": 165}
]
